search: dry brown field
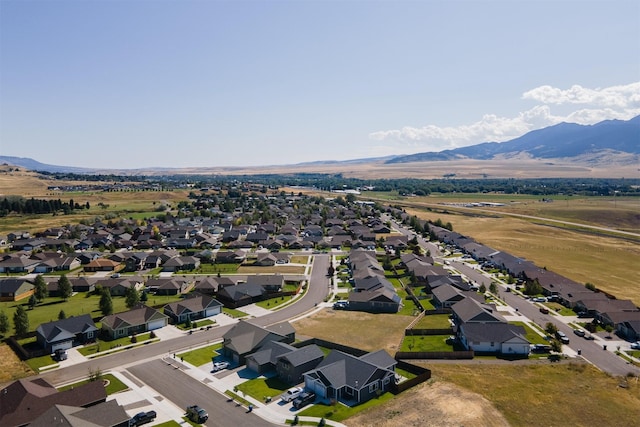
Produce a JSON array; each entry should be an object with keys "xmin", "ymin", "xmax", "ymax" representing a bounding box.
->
[
  {"xmin": 0, "ymin": 344, "xmax": 33, "ymax": 385},
  {"xmin": 346, "ymin": 380, "xmax": 510, "ymax": 427},
  {"xmin": 293, "ymin": 308, "xmax": 413, "ymax": 355}
]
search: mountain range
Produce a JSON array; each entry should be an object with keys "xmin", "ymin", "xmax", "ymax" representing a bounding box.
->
[
  {"xmin": 1, "ymin": 116, "xmax": 638, "ymax": 174},
  {"xmin": 385, "ymin": 116, "xmax": 640, "ymax": 163}
]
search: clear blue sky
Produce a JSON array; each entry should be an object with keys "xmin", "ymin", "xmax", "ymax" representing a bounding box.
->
[{"xmin": 1, "ymin": 0, "xmax": 638, "ymax": 169}]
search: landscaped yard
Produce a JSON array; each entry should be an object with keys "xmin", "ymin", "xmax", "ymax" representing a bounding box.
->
[
  {"xmin": 255, "ymin": 295, "xmax": 296, "ymax": 309},
  {"xmin": 57, "ymin": 373, "xmax": 128, "ymax": 395},
  {"xmin": 399, "ymin": 335, "xmax": 453, "ymax": 352},
  {"xmin": 234, "ymin": 376, "xmax": 290, "ymax": 402},
  {"xmin": 222, "ymin": 307, "xmax": 249, "ymax": 318},
  {"xmin": 412, "ymin": 314, "xmax": 451, "ymax": 329},
  {"xmin": 177, "ymin": 342, "xmax": 223, "ymax": 366},
  {"xmin": 78, "ymin": 332, "xmax": 157, "ymax": 356},
  {"xmin": 297, "ymin": 392, "xmax": 395, "ymax": 422},
  {"xmin": 508, "ymin": 321, "xmax": 548, "ymax": 345}
]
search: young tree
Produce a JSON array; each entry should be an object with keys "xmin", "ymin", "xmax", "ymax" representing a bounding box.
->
[
  {"xmin": 544, "ymin": 322, "xmax": 558, "ymax": 336},
  {"xmin": 489, "ymin": 282, "xmax": 498, "ymax": 295},
  {"xmin": 550, "ymin": 338, "xmax": 563, "ymax": 353},
  {"xmin": 58, "ymin": 309, "xmax": 67, "ymax": 320},
  {"xmin": 0, "ymin": 310, "xmax": 9, "ymax": 336},
  {"xmin": 478, "ymin": 283, "xmax": 487, "ymax": 294},
  {"xmin": 33, "ymin": 274, "xmax": 48, "ymax": 302},
  {"xmin": 28, "ymin": 294, "xmax": 37, "ymax": 310},
  {"xmin": 57, "ymin": 274, "xmax": 72, "ymax": 301},
  {"xmin": 13, "ymin": 305, "xmax": 29, "ymax": 337},
  {"xmin": 125, "ymin": 286, "xmax": 140, "ymax": 309},
  {"xmin": 140, "ymin": 290, "xmax": 148, "ymax": 303},
  {"xmin": 99, "ymin": 288, "xmax": 113, "ymax": 316}
]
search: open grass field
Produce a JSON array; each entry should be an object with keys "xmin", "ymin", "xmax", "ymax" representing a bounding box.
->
[{"xmin": 292, "ymin": 308, "xmax": 413, "ymax": 355}]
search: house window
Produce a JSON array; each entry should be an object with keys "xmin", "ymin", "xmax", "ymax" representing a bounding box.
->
[
  {"xmin": 369, "ymin": 382, "xmax": 378, "ymax": 393},
  {"xmin": 490, "ymin": 342, "xmax": 495, "ymax": 347},
  {"xmin": 87, "ymin": 331, "xmax": 93, "ymax": 338}
]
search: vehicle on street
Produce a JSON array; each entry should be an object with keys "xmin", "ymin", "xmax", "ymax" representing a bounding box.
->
[
  {"xmin": 280, "ymin": 386, "xmax": 304, "ymax": 402},
  {"xmin": 539, "ymin": 307, "xmax": 549, "ymax": 314},
  {"xmin": 211, "ymin": 361, "xmax": 230, "ymax": 372},
  {"xmin": 129, "ymin": 410, "xmax": 156, "ymax": 426},
  {"xmin": 556, "ymin": 331, "xmax": 570, "ymax": 344},
  {"xmin": 532, "ymin": 297, "xmax": 547, "ymax": 303},
  {"xmin": 573, "ymin": 329, "xmax": 586, "ymax": 337},
  {"xmin": 292, "ymin": 391, "xmax": 316, "ymax": 409},
  {"xmin": 583, "ymin": 332, "xmax": 594, "ymax": 340},
  {"xmin": 186, "ymin": 405, "xmax": 208, "ymax": 423},
  {"xmin": 631, "ymin": 342, "xmax": 640, "ymax": 350}
]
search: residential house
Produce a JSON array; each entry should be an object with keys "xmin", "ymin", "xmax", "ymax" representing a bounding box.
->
[
  {"xmin": 100, "ymin": 305, "xmax": 169, "ymax": 339},
  {"xmin": 162, "ymin": 255, "xmax": 200, "ymax": 272},
  {"xmin": 36, "ymin": 314, "xmax": 98, "ymax": 353},
  {"xmin": 0, "ymin": 278, "xmax": 34, "ymax": 302},
  {"xmin": 83, "ymin": 258, "xmax": 120, "ymax": 272},
  {"xmin": 275, "ymin": 344, "xmax": 325, "ymax": 385},
  {"xmin": 0, "ymin": 378, "xmax": 107, "ymax": 427},
  {"xmin": 458, "ymin": 323, "xmax": 530, "ymax": 355},
  {"xmin": 246, "ymin": 341, "xmax": 297, "ymax": 375},
  {"xmin": 193, "ymin": 276, "xmax": 235, "ymax": 295},
  {"xmin": 0, "ymin": 254, "xmax": 40, "ymax": 273},
  {"xmin": 216, "ymin": 282, "xmax": 266, "ymax": 307},
  {"xmin": 431, "ymin": 284, "xmax": 466, "ymax": 308},
  {"xmin": 28, "ymin": 400, "xmax": 130, "ymax": 427},
  {"xmin": 303, "ymin": 349, "xmax": 397, "ymax": 405},
  {"xmin": 163, "ymin": 294, "xmax": 223, "ymax": 324},
  {"xmin": 348, "ymin": 288, "xmax": 401, "ymax": 313},
  {"xmin": 221, "ymin": 320, "xmax": 295, "ymax": 364},
  {"xmin": 147, "ymin": 277, "xmax": 191, "ymax": 296},
  {"xmin": 245, "ymin": 274, "xmax": 285, "ymax": 292}
]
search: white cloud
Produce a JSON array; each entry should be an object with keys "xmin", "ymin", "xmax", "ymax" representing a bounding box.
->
[
  {"xmin": 522, "ymin": 82, "xmax": 640, "ymax": 108},
  {"xmin": 369, "ymin": 82, "xmax": 640, "ymax": 151}
]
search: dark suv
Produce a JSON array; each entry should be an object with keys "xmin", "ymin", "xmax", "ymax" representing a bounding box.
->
[
  {"xmin": 292, "ymin": 391, "xmax": 316, "ymax": 409},
  {"xmin": 129, "ymin": 410, "xmax": 156, "ymax": 426},
  {"xmin": 186, "ymin": 405, "xmax": 208, "ymax": 423}
]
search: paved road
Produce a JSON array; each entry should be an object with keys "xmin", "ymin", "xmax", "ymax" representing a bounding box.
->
[
  {"xmin": 128, "ymin": 359, "xmax": 274, "ymax": 427},
  {"xmin": 40, "ymin": 255, "xmax": 332, "ymax": 386},
  {"xmin": 451, "ymin": 259, "xmax": 640, "ymax": 377}
]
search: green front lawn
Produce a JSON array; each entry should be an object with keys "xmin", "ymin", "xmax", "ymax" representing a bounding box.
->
[
  {"xmin": 256, "ymin": 295, "xmax": 295, "ymax": 310},
  {"xmin": 78, "ymin": 332, "xmax": 154, "ymax": 356},
  {"xmin": 298, "ymin": 392, "xmax": 395, "ymax": 422},
  {"xmin": 222, "ymin": 307, "xmax": 249, "ymax": 318},
  {"xmin": 235, "ymin": 376, "xmax": 290, "ymax": 402},
  {"xmin": 509, "ymin": 321, "xmax": 548, "ymax": 345},
  {"xmin": 176, "ymin": 318, "xmax": 216, "ymax": 330},
  {"xmin": 177, "ymin": 343, "xmax": 223, "ymax": 366},
  {"xmin": 399, "ymin": 335, "xmax": 452, "ymax": 352},
  {"xmin": 57, "ymin": 373, "xmax": 128, "ymax": 395}
]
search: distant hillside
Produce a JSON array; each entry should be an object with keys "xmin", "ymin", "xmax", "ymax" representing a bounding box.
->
[
  {"xmin": 386, "ymin": 116, "xmax": 640, "ymax": 163},
  {"xmin": 0, "ymin": 156, "xmax": 93, "ymax": 173}
]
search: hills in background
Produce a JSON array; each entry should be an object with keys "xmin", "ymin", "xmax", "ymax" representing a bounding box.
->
[
  {"xmin": 386, "ymin": 116, "xmax": 640, "ymax": 164},
  {"xmin": 1, "ymin": 116, "xmax": 638, "ymax": 178}
]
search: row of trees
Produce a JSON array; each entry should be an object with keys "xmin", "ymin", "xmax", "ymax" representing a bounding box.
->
[{"xmin": 0, "ymin": 196, "xmax": 89, "ymax": 216}]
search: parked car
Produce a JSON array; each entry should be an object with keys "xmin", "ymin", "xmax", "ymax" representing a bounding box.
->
[
  {"xmin": 583, "ymin": 332, "xmax": 594, "ymax": 340},
  {"xmin": 631, "ymin": 342, "xmax": 640, "ymax": 350},
  {"xmin": 532, "ymin": 297, "xmax": 547, "ymax": 303},
  {"xmin": 186, "ymin": 405, "xmax": 208, "ymax": 423},
  {"xmin": 52, "ymin": 349, "xmax": 68, "ymax": 361},
  {"xmin": 129, "ymin": 410, "xmax": 156, "ymax": 426},
  {"xmin": 539, "ymin": 307, "xmax": 549, "ymax": 314},
  {"xmin": 573, "ymin": 329, "xmax": 586, "ymax": 337},
  {"xmin": 531, "ymin": 344, "xmax": 552, "ymax": 353},
  {"xmin": 280, "ymin": 386, "xmax": 304, "ymax": 402},
  {"xmin": 333, "ymin": 301, "xmax": 349, "ymax": 310},
  {"xmin": 292, "ymin": 391, "xmax": 316, "ymax": 409},
  {"xmin": 211, "ymin": 361, "xmax": 230, "ymax": 372}
]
